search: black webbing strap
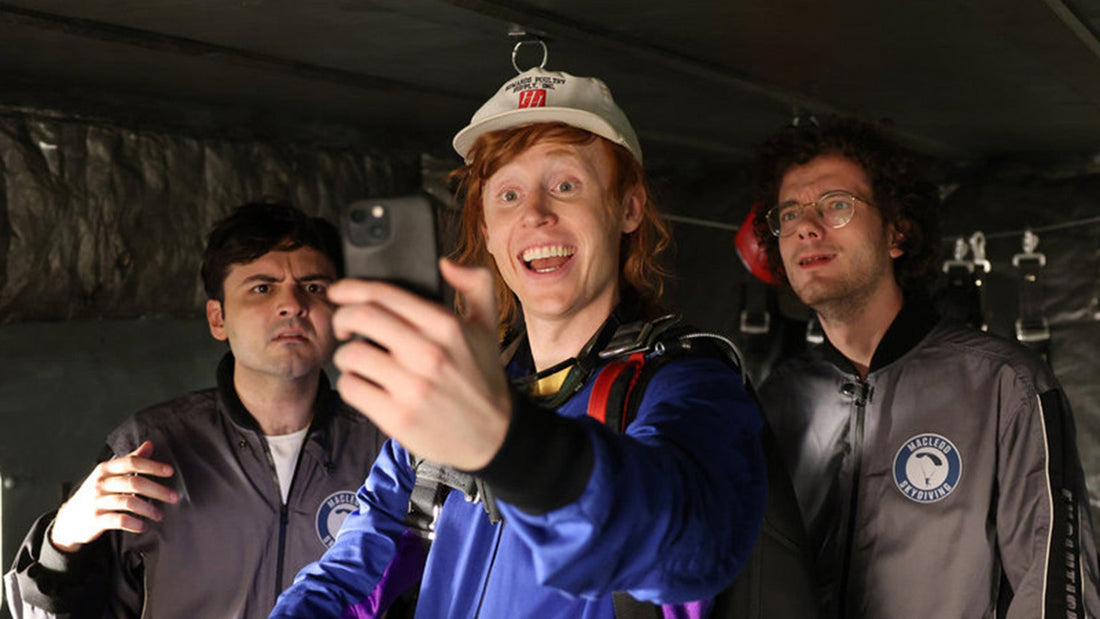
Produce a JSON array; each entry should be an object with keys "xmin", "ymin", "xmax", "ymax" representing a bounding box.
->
[
  {"xmin": 1012, "ymin": 229, "xmax": 1050, "ymax": 360},
  {"xmin": 940, "ymin": 234, "xmax": 990, "ymax": 330},
  {"xmin": 612, "ymin": 592, "xmax": 663, "ymax": 618}
]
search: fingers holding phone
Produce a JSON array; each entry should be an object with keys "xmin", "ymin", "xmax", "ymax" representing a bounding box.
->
[{"xmin": 335, "ymin": 198, "xmax": 511, "ymax": 470}]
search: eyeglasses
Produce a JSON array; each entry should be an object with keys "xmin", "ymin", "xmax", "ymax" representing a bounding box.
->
[{"xmin": 765, "ymin": 190, "xmax": 871, "ymax": 237}]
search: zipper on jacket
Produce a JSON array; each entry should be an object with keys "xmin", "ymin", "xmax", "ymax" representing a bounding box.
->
[
  {"xmin": 838, "ymin": 380, "xmax": 869, "ymax": 618},
  {"xmin": 257, "ymin": 434, "xmax": 308, "ymax": 606}
]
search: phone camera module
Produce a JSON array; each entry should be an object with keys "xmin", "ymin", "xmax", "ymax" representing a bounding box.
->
[{"xmin": 349, "ymin": 203, "xmax": 391, "ymax": 246}]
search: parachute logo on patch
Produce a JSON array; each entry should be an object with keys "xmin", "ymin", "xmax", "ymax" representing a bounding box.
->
[
  {"xmin": 893, "ymin": 433, "xmax": 962, "ymax": 504},
  {"xmin": 316, "ymin": 490, "xmax": 358, "ymax": 548}
]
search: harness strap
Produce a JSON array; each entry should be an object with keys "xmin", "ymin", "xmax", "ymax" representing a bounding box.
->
[
  {"xmin": 1012, "ymin": 229, "xmax": 1051, "ymax": 360},
  {"xmin": 939, "ymin": 235, "xmax": 990, "ymax": 330},
  {"xmin": 586, "ymin": 352, "xmax": 645, "ymax": 432},
  {"xmin": 740, "ymin": 279, "xmax": 772, "ymax": 335}
]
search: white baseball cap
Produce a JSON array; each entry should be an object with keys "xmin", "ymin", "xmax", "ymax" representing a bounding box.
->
[{"xmin": 452, "ymin": 67, "xmax": 643, "ymax": 164}]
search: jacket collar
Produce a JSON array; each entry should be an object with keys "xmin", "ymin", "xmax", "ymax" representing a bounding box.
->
[
  {"xmin": 819, "ymin": 295, "xmax": 940, "ymax": 376},
  {"xmin": 215, "ymin": 352, "xmax": 336, "ymax": 437}
]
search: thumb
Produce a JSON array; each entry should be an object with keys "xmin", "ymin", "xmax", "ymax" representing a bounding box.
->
[
  {"xmin": 131, "ymin": 440, "xmax": 155, "ymax": 458},
  {"xmin": 440, "ymin": 259, "xmax": 498, "ymax": 332}
]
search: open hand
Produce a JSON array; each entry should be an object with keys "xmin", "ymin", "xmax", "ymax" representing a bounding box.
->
[{"xmin": 50, "ymin": 441, "xmax": 178, "ymax": 553}]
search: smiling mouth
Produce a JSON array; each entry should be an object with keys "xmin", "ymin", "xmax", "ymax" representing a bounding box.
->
[{"xmin": 521, "ymin": 244, "xmax": 576, "ymax": 273}]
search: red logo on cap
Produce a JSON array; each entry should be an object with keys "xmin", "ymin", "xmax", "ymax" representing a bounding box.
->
[{"xmin": 518, "ymin": 89, "xmax": 547, "ymax": 108}]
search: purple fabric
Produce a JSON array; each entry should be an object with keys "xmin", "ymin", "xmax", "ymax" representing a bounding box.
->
[
  {"xmin": 340, "ymin": 530, "xmax": 428, "ymax": 619},
  {"xmin": 662, "ymin": 599, "xmax": 712, "ymax": 619}
]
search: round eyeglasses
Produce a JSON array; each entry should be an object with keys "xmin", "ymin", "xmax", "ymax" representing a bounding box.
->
[{"xmin": 765, "ymin": 190, "xmax": 871, "ymax": 237}]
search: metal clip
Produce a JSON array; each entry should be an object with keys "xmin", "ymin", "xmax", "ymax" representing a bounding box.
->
[
  {"xmin": 1015, "ymin": 318, "xmax": 1051, "ymax": 343},
  {"xmin": 739, "ymin": 309, "xmax": 771, "ymax": 335},
  {"xmin": 598, "ymin": 314, "xmax": 678, "ymax": 359},
  {"xmin": 1012, "ymin": 229, "xmax": 1046, "ymax": 268},
  {"xmin": 943, "ymin": 236, "xmax": 974, "ymax": 273},
  {"xmin": 805, "ymin": 317, "xmax": 824, "ymax": 345},
  {"xmin": 968, "ymin": 231, "xmax": 992, "ymax": 273}
]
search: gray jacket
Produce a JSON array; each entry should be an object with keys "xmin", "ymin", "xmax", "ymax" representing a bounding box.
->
[
  {"xmin": 5, "ymin": 353, "xmax": 387, "ymax": 619},
  {"xmin": 759, "ymin": 300, "xmax": 1099, "ymax": 618}
]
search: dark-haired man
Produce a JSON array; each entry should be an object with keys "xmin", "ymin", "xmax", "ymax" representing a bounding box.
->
[
  {"xmin": 5, "ymin": 203, "xmax": 387, "ymax": 618},
  {"xmin": 752, "ymin": 117, "xmax": 1099, "ymax": 617}
]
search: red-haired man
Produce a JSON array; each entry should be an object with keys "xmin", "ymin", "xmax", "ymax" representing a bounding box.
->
[{"xmin": 271, "ymin": 67, "xmax": 767, "ymax": 617}]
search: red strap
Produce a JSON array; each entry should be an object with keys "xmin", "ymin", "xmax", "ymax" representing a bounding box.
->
[{"xmin": 587, "ymin": 352, "xmax": 647, "ymax": 427}]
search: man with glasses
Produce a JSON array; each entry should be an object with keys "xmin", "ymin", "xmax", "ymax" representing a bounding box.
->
[{"xmin": 750, "ymin": 117, "xmax": 1098, "ymax": 618}]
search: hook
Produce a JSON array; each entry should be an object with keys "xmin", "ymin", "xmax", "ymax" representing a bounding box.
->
[{"xmin": 512, "ymin": 39, "xmax": 548, "ymax": 73}]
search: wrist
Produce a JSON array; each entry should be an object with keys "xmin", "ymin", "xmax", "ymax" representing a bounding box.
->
[{"xmin": 47, "ymin": 516, "xmax": 82, "ymax": 554}]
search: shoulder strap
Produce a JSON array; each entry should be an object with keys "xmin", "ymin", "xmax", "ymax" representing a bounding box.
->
[{"xmin": 587, "ymin": 315, "xmax": 747, "ymax": 433}]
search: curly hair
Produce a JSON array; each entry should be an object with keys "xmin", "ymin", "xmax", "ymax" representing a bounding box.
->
[
  {"xmin": 751, "ymin": 117, "xmax": 941, "ymax": 295},
  {"xmin": 449, "ymin": 122, "xmax": 671, "ymax": 328}
]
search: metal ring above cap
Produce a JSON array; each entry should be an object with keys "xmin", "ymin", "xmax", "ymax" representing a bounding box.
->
[{"xmin": 512, "ymin": 39, "xmax": 548, "ymax": 73}]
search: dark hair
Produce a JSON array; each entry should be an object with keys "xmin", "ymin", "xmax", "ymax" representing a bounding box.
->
[
  {"xmin": 449, "ymin": 122, "xmax": 671, "ymax": 327},
  {"xmin": 200, "ymin": 202, "xmax": 342, "ymax": 301},
  {"xmin": 751, "ymin": 116, "xmax": 941, "ymax": 295}
]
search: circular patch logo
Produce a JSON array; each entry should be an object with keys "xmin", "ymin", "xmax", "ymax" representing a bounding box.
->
[
  {"xmin": 893, "ymin": 433, "xmax": 962, "ymax": 504},
  {"xmin": 316, "ymin": 490, "xmax": 359, "ymax": 547}
]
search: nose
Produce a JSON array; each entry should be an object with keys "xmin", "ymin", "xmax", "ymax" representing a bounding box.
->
[
  {"xmin": 277, "ymin": 285, "xmax": 308, "ymax": 317},
  {"xmin": 520, "ymin": 192, "xmax": 557, "ymax": 227},
  {"xmin": 792, "ymin": 205, "xmax": 826, "ymax": 240}
]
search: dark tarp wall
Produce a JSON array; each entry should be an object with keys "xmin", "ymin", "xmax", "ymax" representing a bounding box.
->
[{"xmin": 0, "ymin": 112, "xmax": 422, "ymax": 322}]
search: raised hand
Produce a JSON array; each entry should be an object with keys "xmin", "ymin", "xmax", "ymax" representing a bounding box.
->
[{"xmin": 50, "ymin": 440, "xmax": 179, "ymax": 553}]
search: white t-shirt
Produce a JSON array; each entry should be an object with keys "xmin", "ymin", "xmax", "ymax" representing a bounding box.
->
[{"xmin": 266, "ymin": 427, "xmax": 309, "ymax": 502}]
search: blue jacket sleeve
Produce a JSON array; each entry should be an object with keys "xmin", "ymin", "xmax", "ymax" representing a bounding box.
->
[
  {"xmin": 481, "ymin": 356, "xmax": 767, "ymax": 603},
  {"xmin": 270, "ymin": 439, "xmax": 422, "ymax": 618}
]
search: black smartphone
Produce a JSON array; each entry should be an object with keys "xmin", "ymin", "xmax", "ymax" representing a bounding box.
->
[{"xmin": 342, "ymin": 195, "xmax": 443, "ymax": 303}]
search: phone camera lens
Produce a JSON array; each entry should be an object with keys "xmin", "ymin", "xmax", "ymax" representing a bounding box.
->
[
  {"xmin": 350, "ymin": 208, "xmax": 368, "ymax": 224},
  {"xmin": 367, "ymin": 222, "xmax": 388, "ymax": 240}
]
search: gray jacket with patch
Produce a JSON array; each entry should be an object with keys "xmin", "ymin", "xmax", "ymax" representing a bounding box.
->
[
  {"xmin": 759, "ymin": 300, "xmax": 1099, "ymax": 619},
  {"xmin": 5, "ymin": 353, "xmax": 386, "ymax": 619}
]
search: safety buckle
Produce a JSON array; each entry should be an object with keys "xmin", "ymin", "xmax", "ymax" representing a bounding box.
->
[
  {"xmin": 600, "ymin": 314, "xmax": 679, "ymax": 359},
  {"xmin": 805, "ymin": 317, "xmax": 824, "ymax": 345},
  {"xmin": 942, "ymin": 259, "xmax": 975, "ymax": 274},
  {"xmin": 1015, "ymin": 318, "xmax": 1051, "ymax": 343},
  {"xmin": 739, "ymin": 309, "xmax": 771, "ymax": 335}
]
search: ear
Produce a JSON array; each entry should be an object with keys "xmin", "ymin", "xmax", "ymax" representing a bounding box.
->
[
  {"xmin": 620, "ymin": 185, "xmax": 645, "ymax": 234},
  {"xmin": 206, "ymin": 299, "xmax": 228, "ymax": 341},
  {"xmin": 888, "ymin": 222, "xmax": 908, "ymax": 259}
]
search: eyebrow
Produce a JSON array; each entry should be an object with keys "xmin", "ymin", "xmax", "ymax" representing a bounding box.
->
[
  {"xmin": 237, "ymin": 273, "xmax": 334, "ymax": 287},
  {"xmin": 779, "ymin": 189, "xmax": 856, "ymax": 205}
]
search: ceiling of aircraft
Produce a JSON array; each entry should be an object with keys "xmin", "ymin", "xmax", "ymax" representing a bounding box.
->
[{"xmin": 2, "ymin": 0, "xmax": 1100, "ymax": 172}]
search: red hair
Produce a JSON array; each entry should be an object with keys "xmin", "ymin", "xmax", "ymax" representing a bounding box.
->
[{"xmin": 449, "ymin": 122, "xmax": 671, "ymax": 328}]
